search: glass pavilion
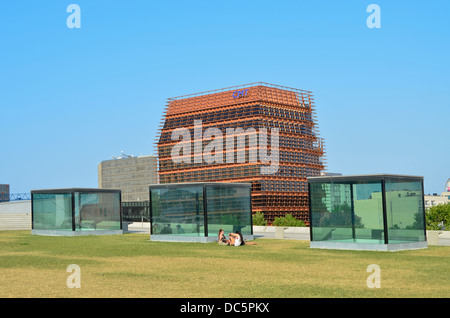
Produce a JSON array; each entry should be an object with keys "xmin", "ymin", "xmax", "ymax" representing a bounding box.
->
[
  {"xmin": 31, "ymin": 188, "xmax": 122, "ymax": 236},
  {"xmin": 149, "ymin": 182, "xmax": 253, "ymax": 242},
  {"xmin": 308, "ymin": 174, "xmax": 427, "ymax": 251}
]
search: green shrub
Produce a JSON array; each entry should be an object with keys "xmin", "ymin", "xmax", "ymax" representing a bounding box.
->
[
  {"xmin": 426, "ymin": 203, "xmax": 450, "ymax": 230},
  {"xmin": 272, "ymin": 214, "xmax": 306, "ymax": 227},
  {"xmin": 252, "ymin": 211, "xmax": 267, "ymax": 226}
]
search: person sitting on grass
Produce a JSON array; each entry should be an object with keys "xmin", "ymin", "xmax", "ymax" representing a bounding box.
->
[
  {"xmin": 229, "ymin": 231, "xmax": 257, "ymax": 246},
  {"xmin": 218, "ymin": 229, "xmax": 230, "ymax": 245},
  {"xmin": 228, "ymin": 232, "xmax": 241, "ymax": 246}
]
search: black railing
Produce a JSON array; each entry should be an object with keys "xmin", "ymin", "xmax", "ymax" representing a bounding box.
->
[{"xmin": 122, "ymin": 201, "xmax": 150, "ymax": 222}]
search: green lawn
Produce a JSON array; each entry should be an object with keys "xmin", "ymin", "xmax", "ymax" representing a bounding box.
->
[{"xmin": 0, "ymin": 230, "xmax": 449, "ymax": 298}]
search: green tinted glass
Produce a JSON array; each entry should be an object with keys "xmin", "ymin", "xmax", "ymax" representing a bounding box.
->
[
  {"xmin": 385, "ymin": 181, "xmax": 425, "ymax": 243},
  {"xmin": 352, "ymin": 182, "xmax": 384, "ymax": 243},
  {"xmin": 32, "ymin": 193, "xmax": 73, "ymax": 231},
  {"xmin": 75, "ymin": 192, "xmax": 121, "ymax": 231},
  {"xmin": 206, "ymin": 186, "xmax": 252, "ymax": 237},
  {"xmin": 151, "ymin": 186, "xmax": 205, "ymax": 237}
]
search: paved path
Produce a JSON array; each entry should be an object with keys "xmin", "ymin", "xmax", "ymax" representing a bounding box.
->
[
  {"xmin": 126, "ymin": 223, "xmax": 450, "ymax": 246},
  {"xmin": 253, "ymin": 231, "xmax": 310, "ymax": 241},
  {"xmin": 254, "ymin": 230, "xmax": 450, "ymax": 245}
]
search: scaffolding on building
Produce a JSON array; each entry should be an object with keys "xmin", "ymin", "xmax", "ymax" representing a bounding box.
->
[{"xmin": 154, "ymin": 82, "xmax": 326, "ymax": 224}]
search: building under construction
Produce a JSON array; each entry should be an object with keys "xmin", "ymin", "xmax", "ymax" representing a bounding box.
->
[{"xmin": 156, "ymin": 82, "xmax": 325, "ymax": 223}]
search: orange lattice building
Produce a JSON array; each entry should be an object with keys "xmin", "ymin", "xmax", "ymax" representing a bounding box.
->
[{"xmin": 155, "ymin": 82, "xmax": 325, "ymax": 224}]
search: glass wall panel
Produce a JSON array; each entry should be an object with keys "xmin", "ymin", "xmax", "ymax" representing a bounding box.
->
[
  {"xmin": 206, "ymin": 186, "xmax": 252, "ymax": 238},
  {"xmin": 310, "ymin": 182, "xmax": 353, "ymax": 242},
  {"xmin": 151, "ymin": 186, "xmax": 205, "ymax": 236},
  {"xmin": 75, "ymin": 192, "xmax": 121, "ymax": 231},
  {"xmin": 352, "ymin": 182, "xmax": 384, "ymax": 243},
  {"xmin": 385, "ymin": 181, "xmax": 425, "ymax": 243},
  {"xmin": 32, "ymin": 193, "xmax": 73, "ymax": 231},
  {"xmin": 309, "ymin": 182, "xmax": 328, "ymax": 241}
]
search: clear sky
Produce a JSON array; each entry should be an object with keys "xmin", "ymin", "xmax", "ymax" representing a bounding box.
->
[{"xmin": 0, "ymin": 1, "xmax": 448, "ymax": 195}]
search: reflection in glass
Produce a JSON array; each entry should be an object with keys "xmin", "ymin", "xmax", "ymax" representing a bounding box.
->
[
  {"xmin": 352, "ymin": 182, "xmax": 384, "ymax": 243},
  {"xmin": 150, "ymin": 183, "xmax": 253, "ymax": 239},
  {"xmin": 206, "ymin": 186, "xmax": 252, "ymax": 237},
  {"xmin": 310, "ymin": 182, "xmax": 353, "ymax": 242},
  {"xmin": 309, "ymin": 175, "xmax": 427, "ymax": 248},
  {"xmin": 74, "ymin": 192, "xmax": 121, "ymax": 231},
  {"xmin": 151, "ymin": 186, "xmax": 205, "ymax": 236},
  {"xmin": 385, "ymin": 181, "xmax": 425, "ymax": 243},
  {"xmin": 32, "ymin": 193, "xmax": 73, "ymax": 231},
  {"xmin": 32, "ymin": 189, "xmax": 122, "ymax": 233}
]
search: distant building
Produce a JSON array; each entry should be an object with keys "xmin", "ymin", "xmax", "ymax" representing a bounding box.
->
[
  {"xmin": 156, "ymin": 82, "xmax": 325, "ymax": 223},
  {"xmin": 0, "ymin": 184, "xmax": 10, "ymax": 202},
  {"xmin": 320, "ymin": 172, "xmax": 342, "ymax": 176},
  {"xmin": 425, "ymin": 193, "xmax": 450, "ymax": 209},
  {"xmin": 98, "ymin": 155, "xmax": 157, "ymax": 202},
  {"xmin": 424, "ymin": 178, "xmax": 450, "ymax": 209}
]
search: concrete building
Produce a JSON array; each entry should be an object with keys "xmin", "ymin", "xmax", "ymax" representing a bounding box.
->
[
  {"xmin": 424, "ymin": 178, "xmax": 450, "ymax": 209},
  {"xmin": 320, "ymin": 172, "xmax": 342, "ymax": 176},
  {"xmin": 0, "ymin": 184, "xmax": 10, "ymax": 202},
  {"xmin": 425, "ymin": 193, "xmax": 450, "ymax": 209},
  {"xmin": 98, "ymin": 155, "xmax": 157, "ymax": 202},
  {"xmin": 0, "ymin": 200, "xmax": 31, "ymax": 230}
]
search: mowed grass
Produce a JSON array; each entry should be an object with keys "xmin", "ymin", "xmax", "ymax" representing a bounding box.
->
[{"xmin": 0, "ymin": 231, "xmax": 449, "ymax": 298}]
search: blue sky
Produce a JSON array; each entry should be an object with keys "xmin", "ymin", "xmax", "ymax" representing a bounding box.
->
[{"xmin": 0, "ymin": 1, "xmax": 448, "ymax": 195}]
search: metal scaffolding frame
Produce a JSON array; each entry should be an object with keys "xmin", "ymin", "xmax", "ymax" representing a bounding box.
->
[{"xmin": 155, "ymin": 83, "xmax": 326, "ymax": 224}]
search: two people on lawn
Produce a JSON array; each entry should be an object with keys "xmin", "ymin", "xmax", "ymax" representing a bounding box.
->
[{"xmin": 218, "ymin": 229, "xmax": 256, "ymax": 246}]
